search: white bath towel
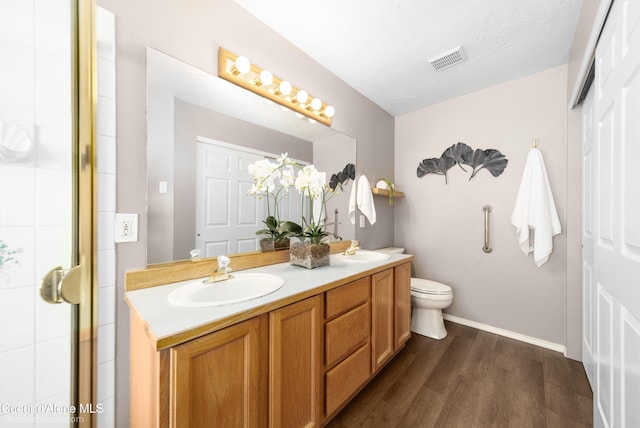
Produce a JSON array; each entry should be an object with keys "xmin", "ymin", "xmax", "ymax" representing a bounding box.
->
[
  {"xmin": 349, "ymin": 176, "xmax": 357, "ymax": 225},
  {"xmin": 510, "ymin": 148, "xmax": 562, "ymax": 267},
  {"xmin": 356, "ymin": 175, "xmax": 376, "ymax": 225}
]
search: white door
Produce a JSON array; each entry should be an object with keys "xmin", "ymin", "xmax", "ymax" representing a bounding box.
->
[
  {"xmin": 588, "ymin": 0, "xmax": 640, "ymax": 426},
  {"xmin": 582, "ymin": 86, "xmax": 595, "ymax": 386},
  {"xmin": 195, "ymin": 139, "xmax": 266, "ymax": 256},
  {"xmin": 0, "ymin": 0, "xmax": 96, "ymax": 426}
]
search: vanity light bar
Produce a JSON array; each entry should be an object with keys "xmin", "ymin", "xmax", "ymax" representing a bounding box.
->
[{"xmin": 218, "ymin": 47, "xmax": 334, "ymax": 126}]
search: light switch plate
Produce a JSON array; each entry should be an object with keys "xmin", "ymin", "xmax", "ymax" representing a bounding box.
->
[
  {"xmin": 114, "ymin": 213, "xmax": 138, "ymax": 243},
  {"xmin": 359, "ymin": 215, "xmax": 365, "ymax": 228}
]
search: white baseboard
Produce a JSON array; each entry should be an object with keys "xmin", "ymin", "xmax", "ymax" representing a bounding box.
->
[{"xmin": 443, "ymin": 314, "xmax": 568, "ymax": 356}]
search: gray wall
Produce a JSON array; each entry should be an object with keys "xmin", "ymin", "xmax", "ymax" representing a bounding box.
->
[
  {"xmin": 95, "ymin": 0, "xmax": 394, "ymax": 425},
  {"xmin": 395, "ymin": 65, "xmax": 570, "ymax": 348}
]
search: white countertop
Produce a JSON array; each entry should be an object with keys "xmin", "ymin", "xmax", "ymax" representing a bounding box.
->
[{"xmin": 126, "ymin": 253, "xmax": 412, "ymax": 350}]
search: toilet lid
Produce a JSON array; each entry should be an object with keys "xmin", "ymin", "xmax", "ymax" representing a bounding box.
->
[{"xmin": 410, "ymin": 278, "xmax": 452, "ymax": 295}]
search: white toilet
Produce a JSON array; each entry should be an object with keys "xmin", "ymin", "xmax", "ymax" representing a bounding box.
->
[{"xmin": 376, "ymin": 247, "xmax": 453, "ymax": 340}]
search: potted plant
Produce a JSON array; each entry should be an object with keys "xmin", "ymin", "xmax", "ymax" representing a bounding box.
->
[
  {"xmin": 248, "ymin": 153, "xmax": 302, "ymax": 251},
  {"xmin": 289, "ymin": 163, "xmax": 354, "ymax": 269}
]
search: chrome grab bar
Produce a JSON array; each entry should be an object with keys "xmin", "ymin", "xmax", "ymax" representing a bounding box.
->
[{"xmin": 482, "ymin": 205, "xmax": 493, "ymax": 253}]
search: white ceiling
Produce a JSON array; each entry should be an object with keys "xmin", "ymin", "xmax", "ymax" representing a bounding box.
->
[{"xmin": 234, "ymin": 0, "xmax": 584, "ymax": 116}]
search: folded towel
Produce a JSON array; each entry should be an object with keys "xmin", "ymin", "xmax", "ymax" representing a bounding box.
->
[
  {"xmin": 510, "ymin": 148, "xmax": 561, "ymax": 266},
  {"xmin": 356, "ymin": 175, "xmax": 376, "ymax": 225}
]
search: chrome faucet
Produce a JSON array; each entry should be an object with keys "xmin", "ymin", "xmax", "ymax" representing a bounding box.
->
[
  {"xmin": 204, "ymin": 255, "xmax": 234, "ymax": 283},
  {"xmin": 343, "ymin": 240, "xmax": 361, "ymax": 255}
]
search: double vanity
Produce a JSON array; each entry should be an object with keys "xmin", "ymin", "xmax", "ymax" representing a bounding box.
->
[{"xmin": 126, "ymin": 245, "xmax": 413, "ymax": 427}]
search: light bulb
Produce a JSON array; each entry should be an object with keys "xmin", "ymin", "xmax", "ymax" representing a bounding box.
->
[
  {"xmin": 296, "ymin": 90, "xmax": 308, "ymax": 104},
  {"xmin": 278, "ymin": 81, "xmax": 292, "ymax": 96},
  {"xmin": 323, "ymin": 105, "xmax": 335, "ymax": 118},
  {"xmin": 310, "ymin": 98, "xmax": 322, "ymax": 111},
  {"xmin": 234, "ymin": 56, "xmax": 251, "ymax": 74},
  {"xmin": 259, "ymin": 70, "xmax": 273, "ymax": 86}
]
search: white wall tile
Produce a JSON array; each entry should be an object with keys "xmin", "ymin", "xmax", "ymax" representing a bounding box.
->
[
  {"xmin": 35, "ymin": 168, "xmax": 71, "ymax": 226},
  {"xmin": 35, "ymin": 294, "xmax": 71, "ymax": 343},
  {"xmin": 35, "ymin": 109, "xmax": 72, "ymax": 170},
  {"xmin": 0, "ymin": 39, "xmax": 34, "ymax": 107},
  {"xmin": 97, "ymin": 57, "xmax": 116, "ymax": 100},
  {"xmin": 98, "ymin": 173, "xmax": 116, "ymax": 213},
  {"xmin": 35, "ymin": 226, "xmax": 71, "ymax": 280},
  {"xmin": 97, "ymin": 135, "xmax": 116, "ymax": 174},
  {"xmin": 0, "ymin": 346, "xmax": 35, "ymax": 414},
  {"xmin": 0, "ymin": 226, "xmax": 35, "ymax": 289},
  {"xmin": 96, "ymin": 96, "xmax": 116, "ymax": 138},
  {"xmin": 35, "ymin": 336, "xmax": 70, "ymax": 401},
  {"xmin": 97, "ymin": 212, "xmax": 115, "ymax": 251},
  {"xmin": 35, "ymin": 50, "xmax": 70, "ymax": 114},
  {"xmin": 0, "ymin": 287, "xmax": 35, "ymax": 353},
  {"xmin": 97, "ymin": 360, "xmax": 115, "ymax": 402},
  {"xmin": 98, "ymin": 286, "xmax": 115, "ymax": 326},
  {"xmin": 96, "ymin": 397, "xmax": 114, "ymax": 428},
  {"xmin": 35, "ymin": 0, "xmax": 71, "ymax": 58},
  {"xmin": 35, "ymin": 390, "xmax": 72, "ymax": 427},
  {"xmin": 96, "ymin": 9, "xmax": 115, "ymax": 62},
  {"xmin": 0, "ymin": 0, "xmax": 35, "ymax": 45},
  {"xmin": 97, "ymin": 323, "xmax": 115, "ymax": 364},
  {"xmin": 97, "ymin": 249, "xmax": 115, "ymax": 288},
  {"xmin": 0, "ymin": 101, "xmax": 35, "ymax": 142},
  {"xmin": 0, "ymin": 165, "xmax": 35, "ymax": 226}
]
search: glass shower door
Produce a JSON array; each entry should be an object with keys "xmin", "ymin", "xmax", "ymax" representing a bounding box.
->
[{"xmin": 0, "ymin": 1, "xmax": 96, "ymax": 426}]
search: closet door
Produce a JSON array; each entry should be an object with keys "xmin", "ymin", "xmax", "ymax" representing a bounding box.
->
[{"xmin": 591, "ymin": 0, "xmax": 640, "ymax": 426}]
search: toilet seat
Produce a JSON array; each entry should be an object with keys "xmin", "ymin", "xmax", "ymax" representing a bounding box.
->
[{"xmin": 410, "ymin": 278, "xmax": 452, "ymax": 296}]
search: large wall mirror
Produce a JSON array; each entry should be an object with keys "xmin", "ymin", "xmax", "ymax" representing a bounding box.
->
[{"xmin": 147, "ymin": 48, "xmax": 356, "ymax": 265}]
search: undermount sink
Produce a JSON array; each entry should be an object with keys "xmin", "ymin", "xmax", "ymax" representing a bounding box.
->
[
  {"xmin": 334, "ymin": 250, "xmax": 391, "ymax": 263},
  {"xmin": 168, "ymin": 272, "xmax": 284, "ymax": 308}
]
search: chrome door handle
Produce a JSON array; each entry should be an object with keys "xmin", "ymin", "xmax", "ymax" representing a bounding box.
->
[
  {"xmin": 482, "ymin": 205, "xmax": 493, "ymax": 253},
  {"xmin": 40, "ymin": 265, "xmax": 82, "ymax": 304}
]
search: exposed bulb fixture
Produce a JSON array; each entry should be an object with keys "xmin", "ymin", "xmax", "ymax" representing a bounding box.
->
[
  {"xmin": 253, "ymin": 69, "xmax": 273, "ymax": 86},
  {"xmin": 277, "ymin": 81, "xmax": 292, "ymax": 96},
  {"xmin": 323, "ymin": 105, "xmax": 335, "ymax": 118},
  {"xmin": 294, "ymin": 89, "xmax": 308, "ymax": 104},
  {"xmin": 233, "ymin": 56, "xmax": 251, "ymax": 74},
  {"xmin": 310, "ymin": 98, "xmax": 322, "ymax": 111},
  {"xmin": 218, "ymin": 47, "xmax": 334, "ymax": 126}
]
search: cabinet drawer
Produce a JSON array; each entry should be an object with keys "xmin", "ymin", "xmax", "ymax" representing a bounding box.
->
[
  {"xmin": 325, "ymin": 302, "xmax": 370, "ymax": 367},
  {"xmin": 326, "ymin": 277, "xmax": 370, "ymax": 320},
  {"xmin": 325, "ymin": 342, "xmax": 371, "ymax": 417}
]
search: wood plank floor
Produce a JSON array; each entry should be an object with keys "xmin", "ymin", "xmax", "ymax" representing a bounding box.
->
[{"xmin": 326, "ymin": 321, "xmax": 593, "ymax": 428}]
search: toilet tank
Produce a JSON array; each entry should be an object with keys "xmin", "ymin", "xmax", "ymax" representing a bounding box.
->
[{"xmin": 375, "ymin": 247, "xmax": 405, "ymax": 254}]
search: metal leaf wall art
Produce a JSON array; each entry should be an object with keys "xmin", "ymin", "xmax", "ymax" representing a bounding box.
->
[{"xmin": 417, "ymin": 142, "xmax": 508, "ymax": 184}]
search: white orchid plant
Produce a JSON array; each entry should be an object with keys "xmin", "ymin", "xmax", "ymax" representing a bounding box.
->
[{"xmin": 248, "ymin": 153, "xmax": 355, "ymax": 244}]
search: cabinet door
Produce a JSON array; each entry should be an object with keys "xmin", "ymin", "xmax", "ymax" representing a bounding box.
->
[
  {"xmin": 171, "ymin": 316, "xmax": 267, "ymax": 428},
  {"xmin": 394, "ymin": 262, "xmax": 412, "ymax": 347},
  {"xmin": 270, "ymin": 295, "xmax": 323, "ymax": 427},
  {"xmin": 371, "ymin": 269, "xmax": 395, "ymax": 371}
]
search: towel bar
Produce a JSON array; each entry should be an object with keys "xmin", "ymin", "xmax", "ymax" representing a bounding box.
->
[{"xmin": 483, "ymin": 205, "xmax": 493, "ymax": 253}]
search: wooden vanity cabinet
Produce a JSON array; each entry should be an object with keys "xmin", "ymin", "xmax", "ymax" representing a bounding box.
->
[
  {"xmin": 129, "ymin": 260, "xmax": 412, "ymax": 428},
  {"xmin": 371, "ymin": 265, "xmax": 412, "ymax": 372},
  {"xmin": 324, "ymin": 277, "xmax": 371, "ymax": 418},
  {"xmin": 269, "ymin": 295, "xmax": 323, "ymax": 428},
  {"xmin": 170, "ymin": 315, "xmax": 268, "ymax": 428}
]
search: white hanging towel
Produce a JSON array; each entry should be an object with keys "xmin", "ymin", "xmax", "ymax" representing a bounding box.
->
[
  {"xmin": 510, "ymin": 148, "xmax": 561, "ymax": 267},
  {"xmin": 349, "ymin": 176, "xmax": 358, "ymax": 225},
  {"xmin": 356, "ymin": 175, "xmax": 377, "ymax": 225}
]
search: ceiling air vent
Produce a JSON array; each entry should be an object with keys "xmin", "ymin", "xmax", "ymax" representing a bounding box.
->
[{"xmin": 428, "ymin": 46, "xmax": 466, "ymax": 71}]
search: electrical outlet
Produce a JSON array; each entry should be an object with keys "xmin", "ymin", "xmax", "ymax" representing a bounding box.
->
[
  {"xmin": 114, "ymin": 213, "xmax": 138, "ymax": 243},
  {"xmin": 359, "ymin": 215, "xmax": 365, "ymax": 228}
]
